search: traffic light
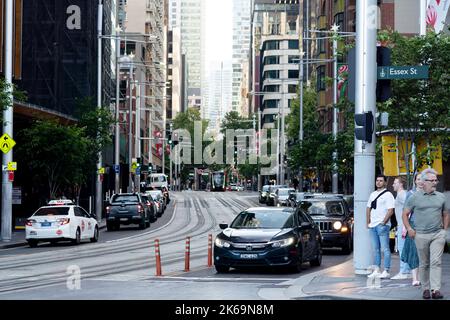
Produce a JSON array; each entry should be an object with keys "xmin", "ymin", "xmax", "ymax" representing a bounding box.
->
[
  {"xmin": 355, "ymin": 111, "xmax": 374, "ymax": 143},
  {"xmin": 376, "ymin": 46, "xmax": 392, "ymax": 102},
  {"xmin": 173, "ymin": 132, "xmax": 179, "ymax": 146}
]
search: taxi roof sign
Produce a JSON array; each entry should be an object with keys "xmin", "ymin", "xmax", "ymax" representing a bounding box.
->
[
  {"xmin": 48, "ymin": 199, "xmax": 74, "ymax": 205},
  {"xmin": 0, "ymin": 133, "xmax": 16, "ymax": 154}
]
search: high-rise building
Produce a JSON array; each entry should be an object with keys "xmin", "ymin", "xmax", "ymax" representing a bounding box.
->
[
  {"xmin": 252, "ymin": 0, "xmax": 300, "ymax": 129},
  {"xmin": 231, "ymin": 0, "xmax": 252, "ymax": 115},
  {"xmin": 178, "ymin": 0, "xmax": 205, "ymax": 101},
  {"xmin": 204, "ymin": 60, "xmax": 232, "ymax": 130},
  {"xmin": 119, "ymin": 0, "xmax": 167, "ymax": 169}
]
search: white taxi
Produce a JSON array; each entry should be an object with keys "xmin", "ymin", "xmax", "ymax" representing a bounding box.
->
[{"xmin": 25, "ymin": 201, "xmax": 99, "ymax": 247}]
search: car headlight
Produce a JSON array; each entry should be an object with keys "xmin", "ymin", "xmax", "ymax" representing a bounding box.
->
[
  {"xmin": 215, "ymin": 238, "xmax": 231, "ymax": 248},
  {"xmin": 270, "ymin": 237, "xmax": 295, "ymax": 248},
  {"xmin": 261, "ymin": 192, "xmax": 267, "ymax": 197},
  {"xmin": 333, "ymin": 221, "xmax": 343, "ymax": 230}
]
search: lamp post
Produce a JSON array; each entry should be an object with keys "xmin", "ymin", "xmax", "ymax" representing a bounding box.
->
[
  {"xmin": 1, "ymin": 0, "xmax": 14, "ymax": 241},
  {"xmin": 95, "ymin": 0, "xmax": 103, "ymax": 221},
  {"xmin": 128, "ymin": 53, "xmax": 135, "ymax": 192},
  {"xmin": 114, "ymin": 26, "xmax": 121, "ymax": 194},
  {"xmin": 331, "ymin": 24, "xmax": 339, "ymax": 194}
]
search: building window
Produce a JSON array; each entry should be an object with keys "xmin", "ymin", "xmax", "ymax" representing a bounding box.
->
[
  {"xmin": 263, "ymin": 99, "xmax": 278, "ymax": 109},
  {"xmin": 288, "ymin": 40, "xmax": 299, "ymax": 49},
  {"xmin": 317, "ymin": 65, "xmax": 326, "ymax": 91},
  {"xmin": 263, "ymin": 70, "xmax": 279, "ymax": 80},
  {"xmin": 264, "ymin": 40, "xmax": 279, "ymax": 50},
  {"xmin": 318, "ymin": 31, "xmax": 326, "ymax": 54},
  {"xmin": 288, "ymin": 85, "xmax": 298, "ymax": 93},
  {"xmin": 264, "ymin": 85, "xmax": 279, "ymax": 92},
  {"xmin": 288, "ymin": 70, "xmax": 299, "ymax": 79},
  {"xmin": 263, "ymin": 56, "xmax": 279, "ymax": 65},
  {"xmin": 263, "ymin": 114, "xmax": 276, "ymax": 124},
  {"xmin": 288, "ymin": 55, "xmax": 300, "ymax": 64}
]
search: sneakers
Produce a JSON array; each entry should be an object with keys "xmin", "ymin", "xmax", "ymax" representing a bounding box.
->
[
  {"xmin": 379, "ymin": 270, "xmax": 390, "ymax": 279},
  {"xmin": 367, "ymin": 269, "xmax": 381, "ymax": 278},
  {"xmin": 423, "ymin": 290, "xmax": 431, "ymax": 300},
  {"xmin": 391, "ymin": 272, "xmax": 409, "ymax": 280},
  {"xmin": 412, "ymin": 280, "xmax": 421, "ymax": 286}
]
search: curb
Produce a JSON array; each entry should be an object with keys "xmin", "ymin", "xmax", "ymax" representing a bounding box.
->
[{"xmin": 0, "ymin": 223, "xmax": 107, "ymax": 250}]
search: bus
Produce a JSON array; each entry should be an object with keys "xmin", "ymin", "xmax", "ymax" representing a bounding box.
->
[
  {"xmin": 211, "ymin": 171, "xmax": 225, "ymax": 191},
  {"xmin": 145, "ymin": 173, "xmax": 168, "ymax": 190}
]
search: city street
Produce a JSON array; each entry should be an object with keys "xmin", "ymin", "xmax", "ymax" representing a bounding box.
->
[{"xmin": 0, "ymin": 191, "xmax": 350, "ymax": 299}]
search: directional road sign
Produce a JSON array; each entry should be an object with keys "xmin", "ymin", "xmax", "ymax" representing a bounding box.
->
[
  {"xmin": 377, "ymin": 66, "xmax": 429, "ymax": 80},
  {"xmin": 7, "ymin": 162, "xmax": 17, "ymax": 171},
  {"xmin": 0, "ymin": 133, "xmax": 16, "ymax": 154}
]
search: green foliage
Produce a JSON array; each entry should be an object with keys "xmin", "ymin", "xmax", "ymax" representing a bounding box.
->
[
  {"xmin": 378, "ymin": 31, "xmax": 450, "ymax": 182},
  {"xmin": 17, "ymin": 120, "xmax": 91, "ymax": 199},
  {"xmin": 0, "ymin": 77, "xmax": 27, "ymax": 122}
]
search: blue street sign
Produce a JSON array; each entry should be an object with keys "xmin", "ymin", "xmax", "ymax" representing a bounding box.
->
[
  {"xmin": 113, "ymin": 165, "xmax": 120, "ymax": 173},
  {"xmin": 136, "ymin": 166, "xmax": 141, "ymax": 175}
]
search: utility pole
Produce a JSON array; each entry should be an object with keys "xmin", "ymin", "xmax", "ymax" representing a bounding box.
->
[
  {"xmin": 96, "ymin": 0, "xmax": 103, "ymax": 220},
  {"xmin": 169, "ymin": 122, "xmax": 173, "ymax": 190},
  {"xmin": 353, "ymin": 0, "xmax": 377, "ymax": 275},
  {"xmin": 135, "ymin": 81, "xmax": 141, "ymax": 192},
  {"xmin": 280, "ymin": 87, "xmax": 285, "ymax": 185},
  {"xmin": 114, "ymin": 27, "xmax": 121, "ymax": 195},
  {"xmin": 128, "ymin": 54, "xmax": 135, "ymax": 192},
  {"xmin": 332, "ymin": 36, "xmax": 338, "ymax": 194},
  {"xmin": 1, "ymin": 0, "xmax": 14, "ymax": 241},
  {"xmin": 420, "ymin": 0, "xmax": 427, "ymax": 36},
  {"xmin": 298, "ymin": 51, "xmax": 304, "ymax": 190}
]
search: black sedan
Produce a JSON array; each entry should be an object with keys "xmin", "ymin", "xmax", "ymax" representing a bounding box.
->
[{"xmin": 214, "ymin": 207, "xmax": 322, "ymax": 273}]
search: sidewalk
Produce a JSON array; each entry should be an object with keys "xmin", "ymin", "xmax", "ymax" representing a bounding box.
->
[
  {"xmin": 0, "ymin": 219, "xmax": 107, "ymax": 249},
  {"xmin": 260, "ymin": 252, "xmax": 450, "ymax": 300}
]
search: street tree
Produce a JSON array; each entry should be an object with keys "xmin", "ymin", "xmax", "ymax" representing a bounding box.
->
[{"xmin": 377, "ymin": 31, "xmax": 450, "ymax": 187}]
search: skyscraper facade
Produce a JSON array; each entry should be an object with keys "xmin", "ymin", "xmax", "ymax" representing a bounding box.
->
[{"xmin": 231, "ymin": 0, "xmax": 252, "ymax": 115}]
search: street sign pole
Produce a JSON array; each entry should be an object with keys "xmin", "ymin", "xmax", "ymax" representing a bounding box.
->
[
  {"xmin": 96, "ymin": 0, "xmax": 103, "ymax": 222},
  {"xmin": 1, "ymin": 0, "xmax": 14, "ymax": 241},
  {"xmin": 353, "ymin": 0, "xmax": 377, "ymax": 275}
]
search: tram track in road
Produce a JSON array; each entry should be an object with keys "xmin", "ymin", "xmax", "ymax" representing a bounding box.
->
[
  {"xmin": 0, "ymin": 194, "xmax": 214, "ymax": 271},
  {"xmin": 0, "ymin": 192, "xmax": 243, "ymax": 293},
  {"xmin": 0, "ymin": 248, "xmax": 210, "ymax": 295}
]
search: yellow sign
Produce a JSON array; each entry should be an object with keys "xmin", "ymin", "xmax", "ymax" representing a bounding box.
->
[
  {"xmin": 382, "ymin": 135, "xmax": 443, "ymax": 176},
  {"xmin": 7, "ymin": 162, "xmax": 17, "ymax": 171},
  {"xmin": 98, "ymin": 167, "xmax": 105, "ymax": 174},
  {"xmin": 382, "ymin": 136, "xmax": 398, "ymax": 176},
  {"xmin": 0, "ymin": 133, "xmax": 16, "ymax": 154}
]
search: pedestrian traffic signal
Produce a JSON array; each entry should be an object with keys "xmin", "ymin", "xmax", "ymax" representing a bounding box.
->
[
  {"xmin": 355, "ymin": 111, "xmax": 374, "ymax": 143},
  {"xmin": 376, "ymin": 46, "xmax": 392, "ymax": 102}
]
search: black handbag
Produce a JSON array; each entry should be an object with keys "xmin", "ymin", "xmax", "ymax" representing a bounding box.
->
[{"xmin": 370, "ymin": 189, "xmax": 389, "ymax": 210}]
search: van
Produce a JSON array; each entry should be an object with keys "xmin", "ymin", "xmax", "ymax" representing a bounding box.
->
[{"xmin": 147, "ymin": 173, "xmax": 168, "ymax": 190}]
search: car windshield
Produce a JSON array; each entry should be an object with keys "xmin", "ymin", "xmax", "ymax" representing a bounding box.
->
[
  {"xmin": 262, "ymin": 186, "xmax": 269, "ymax": 192},
  {"xmin": 111, "ymin": 195, "xmax": 140, "ymax": 203},
  {"xmin": 33, "ymin": 207, "xmax": 69, "ymax": 216},
  {"xmin": 278, "ymin": 189, "xmax": 293, "ymax": 196},
  {"xmin": 300, "ymin": 200, "xmax": 345, "ymax": 216},
  {"xmin": 230, "ymin": 210, "xmax": 293, "ymax": 229}
]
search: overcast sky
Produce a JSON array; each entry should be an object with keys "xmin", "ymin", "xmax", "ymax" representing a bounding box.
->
[{"xmin": 205, "ymin": 0, "xmax": 232, "ymax": 64}]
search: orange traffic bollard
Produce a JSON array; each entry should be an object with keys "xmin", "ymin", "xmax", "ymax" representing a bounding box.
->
[
  {"xmin": 155, "ymin": 239, "xmax": 162, "ymax": 276},
  {"xmin": 207, "ymin": 234, "xmax": 213, "ymax": 267},
  {"xmin": 184, "ymin": 236, "xmax": 190, "ymax": 272}
]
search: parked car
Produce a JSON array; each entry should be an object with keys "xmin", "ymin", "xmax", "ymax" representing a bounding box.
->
[
  {"xmin": 298, "ymin": 194, "xmax": 353, "ymax": 254},
  {"xmin": 214, "ymin": 207, "xmax": 322, "ymax": 273},
  {"xmin": 25, "ymin": 203, "xmax": 99, "ymax": 247},
  {"xmin": 140, "ymin": 194, "xmax": 157, "ymax": 222},
  {"xmin": 106, "ymin": 193, "xmax": 151, "ymax": 231},
  {"xmin": 274, "ymin": 188, "xmax": 296, "ymax": 206},
  {"xmin": 146, "ymin": 190, "xmax": 165, "ymax": 217},
  {"xmin": 259, "ymin": 185, "xmax": 270, "ymax": 203}
]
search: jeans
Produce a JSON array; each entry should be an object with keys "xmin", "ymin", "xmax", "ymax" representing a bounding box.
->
[
  {"xmin": 369, "ymin": 224, "xmax": 391, "ymax": 270},
  {"xmin": 397, "ymin": 227, "xmax": 411, "ymax": 274}
]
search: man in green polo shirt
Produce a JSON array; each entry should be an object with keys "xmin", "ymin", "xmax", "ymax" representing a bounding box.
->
[{"xmin": 402, "ymin": 168, "xmax": 449, "ymax": 300}]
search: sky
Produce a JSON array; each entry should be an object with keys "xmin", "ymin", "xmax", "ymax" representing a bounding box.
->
[{"xmin": 205, "ymin": 0, "xmax": 232, "ymax": 64}]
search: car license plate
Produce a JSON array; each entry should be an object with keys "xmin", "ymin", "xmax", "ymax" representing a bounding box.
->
[
  {"xmin": 120, "ymin": 218, "xmax": 128, "ymax": 221},
  {"xmin": 240, "ymin": 253, "xmax": 258, "ymax": 259},
  {"xmin": 41, "ymin": 222, "xmax": 51, "ymax": 227}
]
